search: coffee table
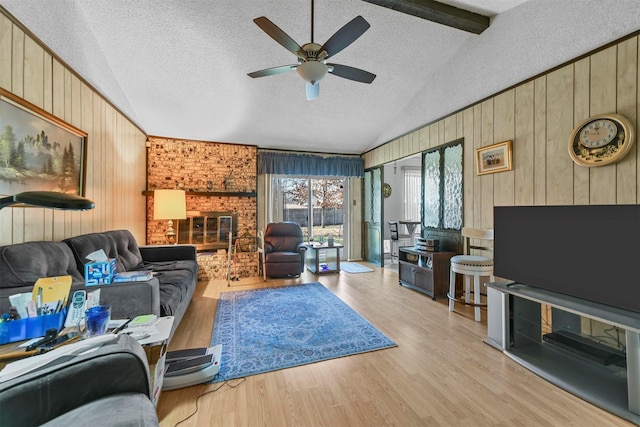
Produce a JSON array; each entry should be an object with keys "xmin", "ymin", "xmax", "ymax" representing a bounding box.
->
[{"xmin": 0, "ymin": 340, "xmax": 38, "ymax": 369}]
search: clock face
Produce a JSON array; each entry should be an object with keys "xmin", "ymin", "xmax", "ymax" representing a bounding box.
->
[
  {"xmin": 568, "ymin": 114, "xmax": 635, "ymax": 167},
  {"xmin": 579, "ymin": 119, "xmax": 617, "ymax": 148},
  {"xmin": 383, "ymin": 183, "xmax": 392, "ymax": 198}
]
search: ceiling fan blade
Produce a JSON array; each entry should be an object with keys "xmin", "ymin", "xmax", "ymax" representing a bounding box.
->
[
  {"xmin": 328, "ymin": 64, "xmax": 376, "ymax": 84},
  {"xmin": 253, "ymin": 17, "xmax": 303, "ymax": 56},
  {"xmin": 306, "ymin": 82, "xmax": 319, "ymax": 100},
  {"xmin": 248, "ymin": 65, "xmax": 297, "ymax": 78},
  {"xmin": 320, "ymin": 15, "xmax": 370, "ymax": 59}
]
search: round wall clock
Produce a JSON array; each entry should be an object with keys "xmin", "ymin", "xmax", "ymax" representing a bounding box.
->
[
  {"xmin": 568, "ymin": 113, "xmax": 635, "ymax": 167},
  {"xmin": 383, "ymin": 183, "xmax": 392, "ymax": 198}
]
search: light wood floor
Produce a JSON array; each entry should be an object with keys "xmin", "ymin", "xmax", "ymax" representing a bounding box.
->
[{"xmin": 157, "ymin": 265, "xmax": 633, "ymax": 427}]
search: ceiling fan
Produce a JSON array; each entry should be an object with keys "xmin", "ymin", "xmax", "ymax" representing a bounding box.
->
[{"xmin": 247, "ymin": 0, "xmax": 376, "ymax": 100}]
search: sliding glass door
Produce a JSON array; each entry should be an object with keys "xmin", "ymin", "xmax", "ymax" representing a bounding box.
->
[
  {"xmin": 270, "ymin": 176, "xmax": 346, "ymax": 251},
  {"xmin": 273, "ymin": 177, "xmax": 310, "ymax": 239}
]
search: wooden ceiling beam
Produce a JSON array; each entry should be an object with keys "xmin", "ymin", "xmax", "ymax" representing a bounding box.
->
[{"xmin": 361, "ymin": 0, "xmax": 490, "ymax": 34}]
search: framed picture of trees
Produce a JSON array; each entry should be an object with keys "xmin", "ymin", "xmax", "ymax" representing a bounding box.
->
[{"xmin": 0, "ymin": 88, "xmax": 87, "ymax": 197}]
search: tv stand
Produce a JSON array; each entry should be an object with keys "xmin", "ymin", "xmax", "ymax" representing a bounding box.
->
[{"xmin": 486, "ymin": 282, "xmax": 640, "ymax": 425}]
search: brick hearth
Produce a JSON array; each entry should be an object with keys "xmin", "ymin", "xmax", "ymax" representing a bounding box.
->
[{"xmin": 146, "ymin": 136, "xmax": 259, "ymax": 281}]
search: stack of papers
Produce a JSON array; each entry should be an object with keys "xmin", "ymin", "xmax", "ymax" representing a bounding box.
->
[{"xmin": 115, "ymin": 314, "xmax": 160, "ymax": 341}]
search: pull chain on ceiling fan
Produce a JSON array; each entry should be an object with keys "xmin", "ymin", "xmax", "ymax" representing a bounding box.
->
[{"xmin": 247, "ymin": 0, "xmax": 376, "ymax": 100}]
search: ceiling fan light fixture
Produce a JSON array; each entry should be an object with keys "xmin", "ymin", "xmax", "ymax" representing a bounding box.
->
[
  {"xmin": 296, "ymin": 61, "xmax": 328, "ymax": 85},
  {"xmin": 249, "ymin": 4, "xmax": 374, "ymax": 98}
]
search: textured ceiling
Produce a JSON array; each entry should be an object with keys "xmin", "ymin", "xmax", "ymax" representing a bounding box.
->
[{"xmin": 1, "ymin": 1, "xmax": 640, "ymax": 154}]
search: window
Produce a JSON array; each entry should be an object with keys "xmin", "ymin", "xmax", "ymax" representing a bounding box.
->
[{"xmin": 403, "ymin": 167, "xmax": 421, "ymax": 221}]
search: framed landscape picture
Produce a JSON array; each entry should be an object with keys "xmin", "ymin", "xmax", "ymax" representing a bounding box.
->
[
  {"xmin": 475, "ymin": 140, "xmax": 513, "ymax": 175},
  {"xmin": 0, "ymin": 88, "xmax": 87, "ymax": 197}
]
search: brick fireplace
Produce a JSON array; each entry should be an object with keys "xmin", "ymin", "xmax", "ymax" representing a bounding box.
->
[{"xmin": 146, "ymin": 137, "xmax": 259, "ymax": 281}]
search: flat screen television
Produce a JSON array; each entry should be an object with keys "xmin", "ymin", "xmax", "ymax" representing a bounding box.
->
[{"xmin": 494, "ymin": 205, "xmax": 640, "ymax": 313}]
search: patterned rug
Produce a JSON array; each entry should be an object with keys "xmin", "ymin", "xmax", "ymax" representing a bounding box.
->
[
  {"xmin": 210, "ymin": 282, "xmax": 396, "ymax": 382},
  {"xmin": 341, "ymin": 262, "xmax": 374, "ymax": 273}
]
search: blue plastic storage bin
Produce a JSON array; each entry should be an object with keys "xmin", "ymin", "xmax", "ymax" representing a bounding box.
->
[{"xmin": 0, "ymin": 308, "xmax": 67, "ymax": 345}]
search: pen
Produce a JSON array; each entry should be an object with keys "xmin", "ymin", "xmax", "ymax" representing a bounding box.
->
[
  {"xmin": 36, "ymin": 288, "xmax": 43, "ymax": 316},
  {"xmin": 26, "ymin": 300, "xmax": 37, "ymax": 317},
  {"xmin": 111, "ymin": 318, "xmax": 132, "ymax": 335}
]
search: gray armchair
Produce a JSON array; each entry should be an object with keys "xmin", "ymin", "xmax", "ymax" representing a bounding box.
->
[
  {"xmin": 259, "ymin": 222, "xmax": 307, "ymax": 280},
  {"xmin": 0, "ymin": 334, "xmax": 158, "ymax": 426}
]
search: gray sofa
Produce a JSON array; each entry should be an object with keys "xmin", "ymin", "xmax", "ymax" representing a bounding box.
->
[
  {"xmin": 0, "ymin": 229, "xmax": 197, "ymax": 339},
  {"xmin": 0, "ymin": 334, "xmax": 158, "ymax": 426}
]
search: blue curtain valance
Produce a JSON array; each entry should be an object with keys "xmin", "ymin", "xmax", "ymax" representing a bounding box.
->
[{"xmin": 258, "ymin": 151, "xmax": 364, "ymax": 177}]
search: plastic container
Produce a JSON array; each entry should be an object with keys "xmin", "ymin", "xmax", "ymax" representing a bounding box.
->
[{"xmin": 0, "ymin": 308, "xmax": 67, "ymax": 345}]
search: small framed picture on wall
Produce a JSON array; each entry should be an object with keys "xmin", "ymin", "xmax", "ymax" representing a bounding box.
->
[{"xmin": 476, "ymin": 140, "xmax": 513, "ymax": 175}]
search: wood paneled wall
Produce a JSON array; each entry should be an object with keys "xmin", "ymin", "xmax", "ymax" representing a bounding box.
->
[
  {"xmin": 363, "ymin": 34, "xmax": 639, "ymax": 229},
  {"xmin": 0, "ymin": 12, "xmax": 147, "ymax": 245}
]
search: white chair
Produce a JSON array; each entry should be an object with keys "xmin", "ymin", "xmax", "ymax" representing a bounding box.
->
[
  {"xmin": 388, "ymin": 220, "xmax": 411, "ymax": 263},
  {"xmin": 448, "ymin": 227, "xmax": 494, "ymax": 321}
]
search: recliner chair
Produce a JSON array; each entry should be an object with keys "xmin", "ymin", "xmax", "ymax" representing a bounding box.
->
[{"xmin": 259, "ymin": 222, "xmax": 307, "ymax": 280}]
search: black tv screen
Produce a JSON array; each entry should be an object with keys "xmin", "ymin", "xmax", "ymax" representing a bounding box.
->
[{"xmin": 494, "ymin": 205, "xmax": 640, "ymax": 313}]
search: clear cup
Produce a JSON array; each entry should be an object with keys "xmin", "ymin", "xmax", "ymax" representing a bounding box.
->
[{"xmin": 84, "ymin": 305, "xmax": 111, "ymax": 337}]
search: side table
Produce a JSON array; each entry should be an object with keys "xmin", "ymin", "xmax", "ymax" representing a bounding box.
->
[
  {"xmin": 305, "ymin": 243, "xmax": 343, "ymax": 274},
  {"xmin": 133, "ymin": 315, "xmax": 174, "ymax": 407}
]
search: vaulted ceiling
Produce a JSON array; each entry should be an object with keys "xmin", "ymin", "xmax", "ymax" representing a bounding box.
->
[{"xmin": 2, "ymin": 1, "xmax": 640, "ymax": 154}]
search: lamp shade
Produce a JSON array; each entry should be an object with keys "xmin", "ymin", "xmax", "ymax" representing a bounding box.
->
[
  {"xmin": 153, "ymin": 190, "xmax": 186, "ymax": 220},
  {"xmin": 0, "ymin": 191, "xmax": 95, "ymax": 211}
]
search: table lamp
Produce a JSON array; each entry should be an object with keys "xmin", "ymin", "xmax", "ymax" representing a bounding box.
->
[
  {"xmin": 0, "ymin": 191, "xmax": 95, "ymax": 211},
  {"xmin": 153, "ymin": 189, "xmax": 186, "ymax": 244}
]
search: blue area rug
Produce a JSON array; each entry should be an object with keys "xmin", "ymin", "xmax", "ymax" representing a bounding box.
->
[
  {"xmin": 211, "ymin": 282, "xmax": 396, "ymax": 382},
  {"xmin": 341, "ymin": 262, "xmax": 374, "ymax": 273}
]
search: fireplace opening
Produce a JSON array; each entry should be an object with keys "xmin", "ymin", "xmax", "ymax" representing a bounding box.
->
[{"xmin": 175, "ymin": 211, "xmax": 238, "ymax": 251}]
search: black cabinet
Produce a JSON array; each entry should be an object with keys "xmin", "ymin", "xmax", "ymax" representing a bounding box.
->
[{"xmin": 398, "ymin": 248, "xmax": 454, "ymax": 299}]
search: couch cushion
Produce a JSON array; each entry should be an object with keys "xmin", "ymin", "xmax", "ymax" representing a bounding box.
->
[
  {"xmin": 102, "ymin": 230, "xmax": 144, "ymax": 270},
  {"xmin": 265, "ymin": 251, "xmax": 302, "ymax": 264},
  {"xmin": 64, "ymin": 230, "xmax": 143, "ymax": 273},
  {"xmin": 0, "ymin": 241, "xmax": 84, "ymax": 288},
  {"xmin": 141, "ymin": 260, "xmax": 197, "ymax": 317}
]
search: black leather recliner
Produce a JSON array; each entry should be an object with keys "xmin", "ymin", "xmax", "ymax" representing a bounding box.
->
[{"xmin": 259, "ymin": 222, "xmax": 307, "ymax": 280}]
